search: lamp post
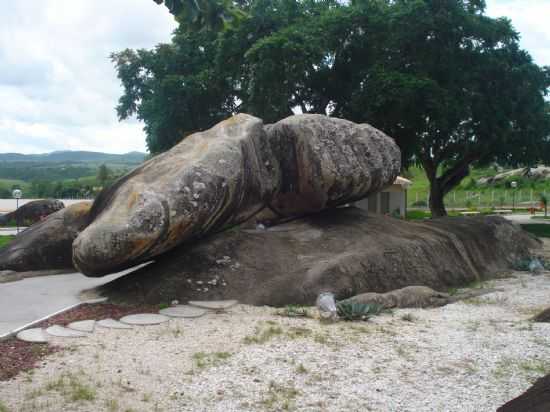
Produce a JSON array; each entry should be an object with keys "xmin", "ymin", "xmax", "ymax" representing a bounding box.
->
[
  {"xmin": 511, "ymin": 181, "xmax": 517, "ymax": 211},
  {"xmin": 12, "ymin": 189, "xmax": 22, "ymax": 234}
]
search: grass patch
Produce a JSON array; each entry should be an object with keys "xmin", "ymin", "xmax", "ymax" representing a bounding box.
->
[
  {"xmin": 0, "ymin": 235, "xmax": 14, "ymax": 249},
  {"xmin": 260, "ymin": 381, "xmax": 300, "ymax": 411},
  {"xmin": 243, "ymin": 325, "xmax": 284, "ymax": 344},
  {"xmin": 43, "ymin": 372, "xmax": 96, "ymax": 403},
  {"xmin": 493, "ymin": 358, "xmax": 550, "ymax": 381},
  {"xmin": 0, "ymin": 400, "xmax": 8, "ymax": 412},
  {"xmin": 521, "ymin": 224, "xmax": 550, "ymax": 238},
  {"xmin": 192, "ymin": 351, "xmax": 232, "ymax": 369},
  {"xmin": 276, "ymin": 305, "xmax": 310, "ymax": 318},
  {"xmin": 406, "ymin": 210, "xmax": 432, "ymax": 220}
]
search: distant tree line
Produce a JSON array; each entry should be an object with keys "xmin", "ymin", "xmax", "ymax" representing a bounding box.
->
[{"xmin": 0, "ymin": 164, "xmax": 124, "ymax": 199}]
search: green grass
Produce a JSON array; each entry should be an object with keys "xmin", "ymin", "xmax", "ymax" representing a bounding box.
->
[
  {"xmin": 407, "ymin": 166, "xmax": 550, "ymax": 209},
  {"xmin": 0, "ymin": 236, "xmax": 14, "ymax": 249},
  {"xmin": 521, "ymin": 224, "xmax": 550, "ymax": 238}
]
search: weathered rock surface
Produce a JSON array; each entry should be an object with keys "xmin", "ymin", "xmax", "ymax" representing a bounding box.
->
[
  {"xmin": 341, "ymin": 285, "xmax": 499, "ymax": 308},
  {"xmin": 532, "ymin": 306, "xmax": 550, "ymax": 322},
  {"xmin": 98, "ymin": 208, "xmax": 538, "ymax": 306},
  {"xmin": 265, "ymin": 115, "xmax": 400, "ymax": 216},
  {"xmin": 0, "ymin": 202, "xmax": 91, "ymax": 272},
  {"xmin": 342, "ymin": 286, "xmax": 451, "ymax": 308},
  {"xmin": 498, "ymin": 373, "xmax": 550, "ymax": 412},
  {"xmin": 0, "ymin": 199, "xmax": 64, "ymax": 226},
  {"xmin": 73, "ymin": 114, "xmax": 400, "ymax": 276}
]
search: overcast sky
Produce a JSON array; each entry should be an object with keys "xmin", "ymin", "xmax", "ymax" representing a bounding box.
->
[{"xmin": 0, "ymin": 0, "xmax": 548, "ymax": 155}]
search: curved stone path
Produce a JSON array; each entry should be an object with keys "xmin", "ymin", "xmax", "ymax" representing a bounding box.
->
[{"xmin": 15, "ymin": 300, "xmax": 239, "ymax": 343}]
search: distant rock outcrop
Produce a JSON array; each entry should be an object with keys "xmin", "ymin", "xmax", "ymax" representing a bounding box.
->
[
  {"xmin": 98, "ymin": 208, "xmax": 538, "ymax": 306},
  {"xmin": 0, "ymin": 199, "xmax": 64, "ymax": 226},
  {"xmin": 73, "ymin": 114, "xmax": 400, "ymax": 276},
  {"xmin": 0, "ymin": 202, "xmax": 91, "ymax": 272},
  {"xmin": 477, "ymin": 166, "xmax": 550, "ymax": 185}
]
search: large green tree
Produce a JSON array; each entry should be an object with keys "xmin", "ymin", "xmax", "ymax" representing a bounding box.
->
[{"xmin": 114, "ymin": 0, "xmax": 550, "ymax": 216}]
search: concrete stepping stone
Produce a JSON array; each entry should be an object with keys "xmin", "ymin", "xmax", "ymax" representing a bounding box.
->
[
  {"xmin": 188, "ymin": 300, "xmax": 239, "ymax": 311},
  {"xmin": 159, "ymin": 305, "xmax": 207, "ymax": 318},
  {"xmin": 46, "ymin": 325, "xmax": 87, "ymax": 338},
  {"xmin": 119, "ymin": 314, "xmax": 170, "ymax": 325},
  {"xmin": 67, "ymin": 320, "xmax": 95, "ymax": 333},
  {"xmin": 97, "ymin": 318, "xmax": 133, "ymax": 329},
  {"xmin": 17, "ymin": 328, "xmax": 49, "ymax": 343}
]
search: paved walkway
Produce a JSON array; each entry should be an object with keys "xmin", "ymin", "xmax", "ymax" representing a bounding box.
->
[
  {"xmin": 0, "ymin": 265, "xmax": 147, "ymax": 338},
  {"xmin": 503, "ymin": 214, "xmax": 550, "ymax": 225},
  {"xmin": 0, "ymin": 227, "xmax": 28, "ymax": 236}
]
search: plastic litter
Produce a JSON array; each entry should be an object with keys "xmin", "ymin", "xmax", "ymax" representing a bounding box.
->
[
  {"xmin": 316, "ymin": 292, "xmax": 338, "ymax": 320},
  {"xmin": 529, "ymin": 258, "xmax": 544, "ymax": 275}
]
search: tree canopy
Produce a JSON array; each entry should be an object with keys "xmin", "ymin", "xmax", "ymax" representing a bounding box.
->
[{"xmin": 113, "ymin": 0, "xmax": 550, "ymax": 215}]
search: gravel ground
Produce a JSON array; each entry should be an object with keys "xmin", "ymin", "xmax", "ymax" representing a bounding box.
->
[{"xmin": 1, "ymin": 272, "xmax": 549, "ymax": 412}]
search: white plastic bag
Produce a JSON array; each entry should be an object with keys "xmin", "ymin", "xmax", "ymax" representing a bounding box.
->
[{"xmin": 316, "ymin": 292, "xmax": 338, "ymax": 320}]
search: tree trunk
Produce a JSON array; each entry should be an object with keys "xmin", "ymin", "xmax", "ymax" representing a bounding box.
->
[{"xmin": 429, "ymin": 182, "xmax": 448, "ymax": 217}]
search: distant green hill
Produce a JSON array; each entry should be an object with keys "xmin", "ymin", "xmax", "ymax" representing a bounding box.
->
[
  {"xmin": 0, "ymin": 150, "xmax": 146, "ymax": 183},
  {"xmin": 0, "ymin": 150, "xmax": 145, "ymax": 164}
]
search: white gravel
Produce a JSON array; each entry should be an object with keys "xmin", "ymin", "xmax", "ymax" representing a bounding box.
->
[{"xmin": 1, "ymin": 271, "xmax": 550, "ymax": 412}]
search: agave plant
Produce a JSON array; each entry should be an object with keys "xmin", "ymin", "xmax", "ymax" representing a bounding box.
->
[{"xmin": 336, "ymin": 301, "xmax": 384, "ymax": 321}]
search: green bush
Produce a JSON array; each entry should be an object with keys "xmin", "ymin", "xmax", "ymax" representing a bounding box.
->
[{"xmin": 336, "ymin": 301, "xmax": 384, "ymax": 321}]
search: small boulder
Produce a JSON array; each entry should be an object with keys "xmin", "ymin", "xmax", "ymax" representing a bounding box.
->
[
  {"xmin": 341, "ymin": 286, "xmax": 450, "ymax": 309},
  {"xmin": 532, "ymin": 307, "xmax": 550, "ymax": 322},
  {"xmin": 498, "ymin": 373, "xmax": 550, "ymax": 412},
  {"xmin": 0, "ymin": 199, "xmax": 64, "ymax": 226},
  {"xmin": 0, "ymin": 202, "xmax": 92, "ymax": 272}
]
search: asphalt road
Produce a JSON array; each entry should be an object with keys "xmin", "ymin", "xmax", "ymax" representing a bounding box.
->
[{"xmin": 0, "ymin": 265, "xmax": 148, "ymax": 338}]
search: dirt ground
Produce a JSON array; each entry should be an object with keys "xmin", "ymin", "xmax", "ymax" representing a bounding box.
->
[{"xmin": 0, "ymin": 267, "xmax": 549, "ymax": 412}]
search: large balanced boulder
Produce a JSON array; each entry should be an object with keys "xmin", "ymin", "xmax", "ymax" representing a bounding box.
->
[
  {"xmin": 0, "ymin": 202, "xmax": 91, "ymax": 272},
  {"xmin": 0, "ymin": 199, "xmax": 64, "ymax": 226},
  {"xmin": 73, "ymin": 114, "xmax": 400, "ymax": 276},
  {"xmin": 98, "ymin": 208, "xmax": 538, "ymax": 306}
]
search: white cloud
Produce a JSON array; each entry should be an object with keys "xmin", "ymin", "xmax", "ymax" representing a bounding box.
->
[
  {"xmin": 0, "ymin": 1, "xmax": 547, "ymax": 155},
  {"xmin": 486, "ymin": 0, "xmax": 550, "ymax": 66},
  {"xmin": 0, "ymin": 0, "xmax": 177, "ymax": 154}
]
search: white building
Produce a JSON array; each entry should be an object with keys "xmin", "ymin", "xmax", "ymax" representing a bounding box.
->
[{"xmin": 355, "ymin": 176, "xmax": 412, "ymax": 218}]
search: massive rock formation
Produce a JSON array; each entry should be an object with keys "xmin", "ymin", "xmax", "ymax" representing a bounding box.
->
[
  {"xmin": 73, "ymin": 114, "xmax": 400, "ymax": 276},
  {"xmin": 0, "ymin": 202, "xmax": 91, "ymax": 272},
  {"xmin": 98, "ymin": 208, "xmax": 539, "ymax": 306},
  {"xmin": 498, "ymin": 373, "xmax": 550, "ymax": 412},
  {"xmin": 0, "ymin": 199, "xmax": 64, "ymax": 226}
]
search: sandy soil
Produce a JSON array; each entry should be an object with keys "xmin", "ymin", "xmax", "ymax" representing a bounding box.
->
[{"xmin": 1, "ymin": 271, "xmax": 549, "ymax": 412}]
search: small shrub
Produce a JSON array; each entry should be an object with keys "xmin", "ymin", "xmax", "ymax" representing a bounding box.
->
[
  {"xmin": 336, "ymin": 301, "xmax": 383, "ymax": 321},
  {"xmin": 276, "ymin": 305, "xmax": 309, "ymax": 318},
  {"xmin": 411, "ymin": 200, "xmax": 427, "ymax": 207},
  {"xmin": 401, "ymin": 313, "xmax": 416, "ymax": 322}
]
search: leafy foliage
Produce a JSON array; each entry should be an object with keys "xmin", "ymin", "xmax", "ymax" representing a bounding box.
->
[
  {"xmin": 115, "ymin": 0, "xmax": 550, "ymax": 217},
  {"xmin": 336, "ymin": 301, "xmax": 384, "ymax": 321}
]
